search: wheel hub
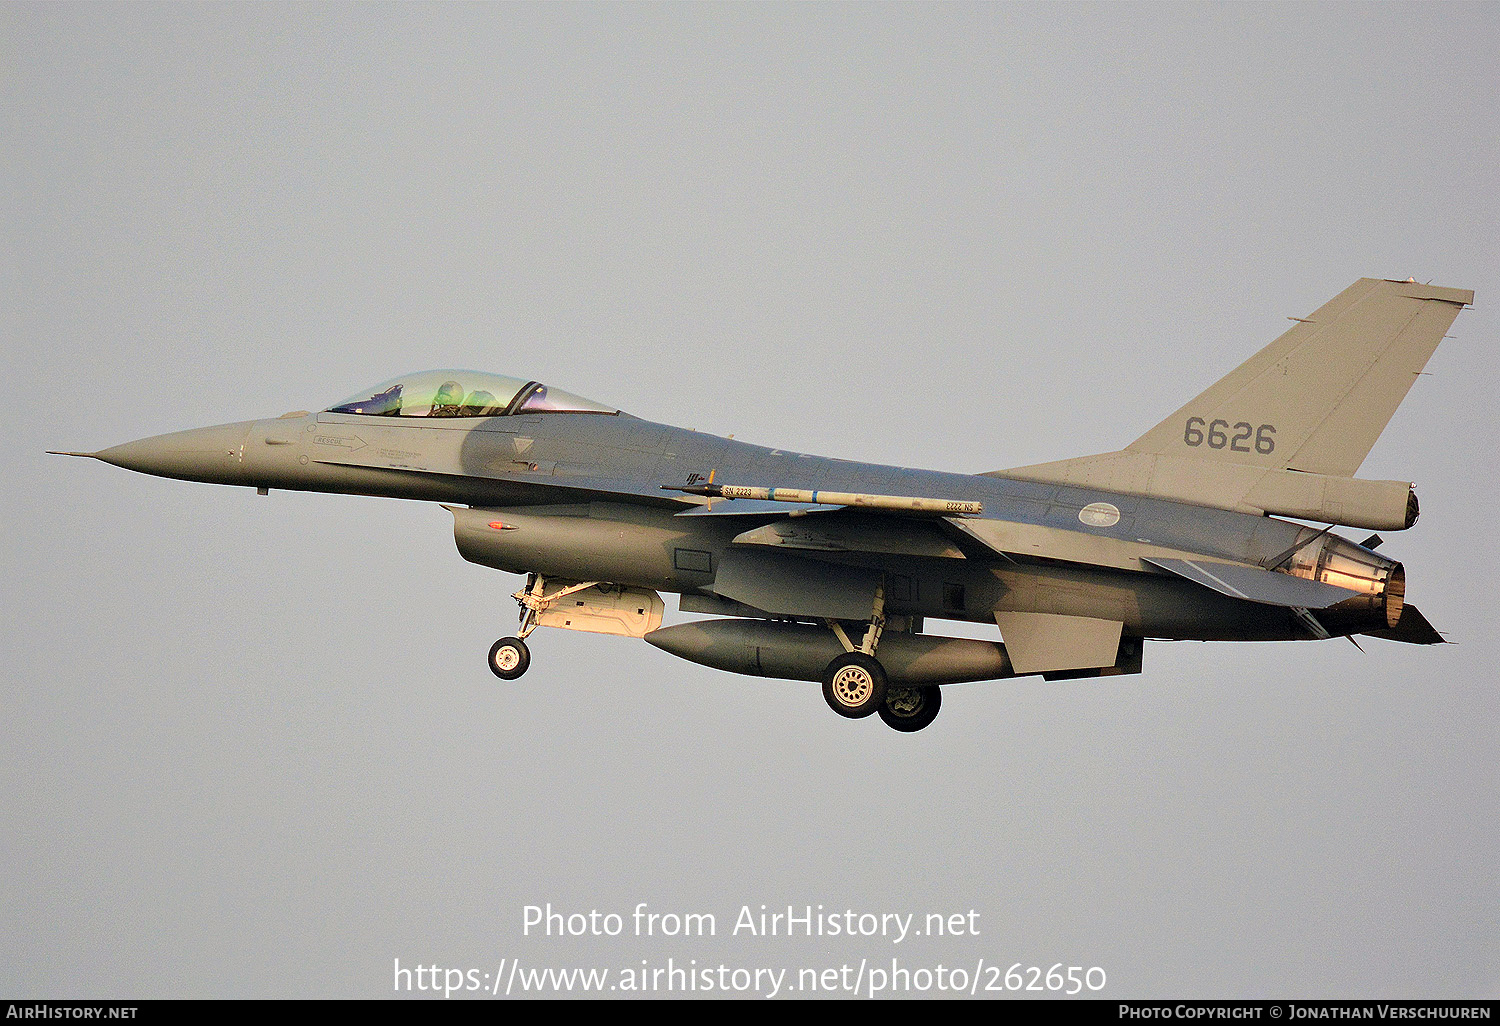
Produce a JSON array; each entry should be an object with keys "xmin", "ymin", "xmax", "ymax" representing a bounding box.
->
[
  {"xmin": 831, "ymin": 665, "xmax": 874, "ymax": 706},
  {"xmin": 885, "ymin": 685, "xmax": 922, "ymax": 716}
]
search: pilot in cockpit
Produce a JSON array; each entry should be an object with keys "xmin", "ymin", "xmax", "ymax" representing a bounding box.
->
[
  {"xmin": 461, "ymin": 389, "xmax": 500, "ymax": 416},
  {"xmin": 429, "ymin": 380, "xmax": 466, "ymax": 417}
]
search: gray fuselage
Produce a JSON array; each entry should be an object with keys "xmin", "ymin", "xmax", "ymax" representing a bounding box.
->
[{"xmin": 89, "ymin": 407, "xmax": 1401, "ymax": 644}]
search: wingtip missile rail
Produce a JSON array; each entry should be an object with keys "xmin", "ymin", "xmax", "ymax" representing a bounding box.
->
[{"xmin": 663, "ymin": 482, "xmax": 983, "ymax": 516}]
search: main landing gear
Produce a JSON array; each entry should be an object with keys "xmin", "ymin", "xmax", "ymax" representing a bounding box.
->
[
  {"xmin": 820, "ymin": 583, "xmax": 943, "ymax": 732},
  {"xmin": 878, "ymin": 683, "xmax": 942, "ymax": 733},
  {"xmin": 822, "ymin": 652, "xmax": 886, "ymax": 718}
]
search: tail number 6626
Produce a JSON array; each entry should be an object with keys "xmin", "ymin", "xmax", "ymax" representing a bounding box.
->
[{"xmin": 1184, "ymin": 418, "xmax": 1275, "ymax": 454}]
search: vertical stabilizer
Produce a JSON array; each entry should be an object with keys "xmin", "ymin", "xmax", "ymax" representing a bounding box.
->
[
  {"xmin": 995, "ymin": 279, "xmax": 1471, "ymax": 525},
  {"xmin": 1125, "ymin": 278, "xmax": 1471, "ymax": 476}
]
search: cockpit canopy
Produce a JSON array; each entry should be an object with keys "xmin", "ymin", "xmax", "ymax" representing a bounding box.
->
[{"xmin": 326, "ymin": 370, "xmax": 616, "ymax": 418}]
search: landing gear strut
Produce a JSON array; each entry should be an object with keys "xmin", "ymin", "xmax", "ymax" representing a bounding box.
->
[
  {"xmin": 486, "ymin": 573, "xmax": 600, "ymax": 681},
  {"xmin": 821, "ymin": 582, "xmax": 889, "ymax": 720},
  {"xmin": 820, "ymin": 582, "xmax": 942, "ymax": 730}
]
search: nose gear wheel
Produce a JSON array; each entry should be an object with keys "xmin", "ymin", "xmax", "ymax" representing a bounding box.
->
[{"xmin": 488, "ymin": 636, "xmax": 531, "ymax": 680}]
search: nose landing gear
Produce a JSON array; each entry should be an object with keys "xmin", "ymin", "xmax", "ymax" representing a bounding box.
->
[{"xmin": 486, "ymin": 573, "xmax": 597, "ymax": 681}]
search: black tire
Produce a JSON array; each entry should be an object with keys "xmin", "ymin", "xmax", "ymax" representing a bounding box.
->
[
  {"xmin": 878, "ymin": 684, "xmax": 942, "ymax": 733},
  {"xmin": 821, "ymin": 652, "xmax": 887, "ymax": 719},
  {"xmin": 488, "ymin": 637, "xmax": 531, "ymax": 680}
]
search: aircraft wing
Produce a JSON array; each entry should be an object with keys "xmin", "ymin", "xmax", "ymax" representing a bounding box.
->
[
  {"xmin": 707, "ymin": 510, "xmax": 970, "ymax": 619},
  {"xmin": 710, "ymin": 549, "xmax": 885, "ymax": 621},
  {"xmin": 728, "ymin": 510, "xmax": 969, "ymax": 559}
]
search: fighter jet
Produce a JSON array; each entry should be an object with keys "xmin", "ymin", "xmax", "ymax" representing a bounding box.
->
[{"xmin": 53, "ymin": 278, "xmax": 1470, "ymax": 731}]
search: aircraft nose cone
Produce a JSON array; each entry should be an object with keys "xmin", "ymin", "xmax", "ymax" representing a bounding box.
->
[{"xmin": 94, "ymin": 422, "xmax": 256, "ymax": 484}]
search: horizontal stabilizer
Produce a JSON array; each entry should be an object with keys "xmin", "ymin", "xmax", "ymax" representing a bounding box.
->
[
  {"xmin": 1143, "ymin": 557, "xmax": 1358, "ymax": 609},
  {"xmin": 1362, "ymin": 603, "xmax": 1445, "ymax": 645}
]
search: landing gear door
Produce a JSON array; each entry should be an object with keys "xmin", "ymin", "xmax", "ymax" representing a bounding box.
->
[{"xmin": 535, "ymin": 583, "xmax": 665, "ymax": 638}]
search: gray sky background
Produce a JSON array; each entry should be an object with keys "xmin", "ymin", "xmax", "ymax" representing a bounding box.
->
[{"xmin": 4, "ymin": 1, "xmax": 1497, "ymax": 999}]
